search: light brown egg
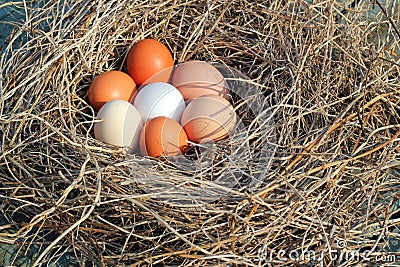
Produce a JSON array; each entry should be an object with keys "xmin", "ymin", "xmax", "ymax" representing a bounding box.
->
[
  {"xmin": 180, "ymin": 95, "xmax": 236, "ymax": 143},
  {"xmin": 171, "ymin": 61, "xmax": 228, "ymax": 100},
  {"xmin": 139, "ymin": 116, "xmax": 189, "ymax": 157}
]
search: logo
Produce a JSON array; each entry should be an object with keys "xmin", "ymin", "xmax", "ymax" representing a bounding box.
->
[{"xmin": 257, "ymin": 238, "xmax": 398, "ymax": 264}]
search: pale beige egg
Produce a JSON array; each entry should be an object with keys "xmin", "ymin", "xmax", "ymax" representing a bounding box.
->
[{"xmin": 94, "ymin": 100, "xmax": 143, "ymax": 153}]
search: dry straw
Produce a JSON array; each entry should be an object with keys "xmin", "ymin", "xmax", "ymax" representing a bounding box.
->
[{"xmin": 1, "ymin": 0, "xmax": 400, "ymax": 266}]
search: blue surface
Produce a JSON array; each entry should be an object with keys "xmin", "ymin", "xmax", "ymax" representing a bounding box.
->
[{"xmin": 0, "ymin": 1, "xmax": 23, "ymax": 46}]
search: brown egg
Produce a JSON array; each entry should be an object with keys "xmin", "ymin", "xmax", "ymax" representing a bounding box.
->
[
  {"xmin": 180, "ymin": 95, "xmax": 236, "ymax": 143},
  {"xmin": 139, "ymin": 116, "xmax": 189, "ymax": 157},
  {"xmin": 126, "ymin": 38, "xmax": 174, "ymax": 85},
  {"xmin": 171, "ymin": 61, "xmax": 228, "ymax": 100},
  {"xmin": 88, "ymin": 70, "xmax": 137, "ymax": 111}
]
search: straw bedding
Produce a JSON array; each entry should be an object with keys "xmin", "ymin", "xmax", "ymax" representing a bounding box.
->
[{"xmin": 1, "ymin": 0, "xmax": 399, "ymax": 266}]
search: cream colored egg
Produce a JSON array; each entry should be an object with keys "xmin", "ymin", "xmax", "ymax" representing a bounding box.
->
[{"xmin": 94, "ymin": 99, "xmax": 143, "ymax": 153}]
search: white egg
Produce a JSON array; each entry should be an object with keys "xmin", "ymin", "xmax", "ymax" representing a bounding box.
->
[
  {"xmin": 133, "ymin": 82, "xmax": 185, "ymax": 121},
  {"xmin": 94, "ymin": 99, "xmax": 143, "ymax": 153}
]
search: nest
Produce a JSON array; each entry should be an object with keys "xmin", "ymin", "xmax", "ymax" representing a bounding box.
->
[{"xmin": 1, "ymin": 0, "xmax": 399, "ymax": 266}]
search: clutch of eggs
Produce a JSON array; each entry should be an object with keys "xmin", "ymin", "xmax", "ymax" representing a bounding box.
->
[{"xmin": 89, "ymin": 38, "xmax": 236, "ymax": 157}]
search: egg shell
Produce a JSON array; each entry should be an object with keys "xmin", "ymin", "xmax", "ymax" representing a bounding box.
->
[
  {"xmin": 180, "ymin": 94, "xmax": 236, "ymax": 143},
  {"xmin": 126, "ymin": 38, "xmax": 174, "ymax": 85},
  {"xmin": 88, "ymin": 70, "xmax": 137, "ymax": 111},
  {"xmin": 140, "ymin": 116, "xmax": 189, "ymax": 157},
  {"xmin": 140, "ymin": 65, "xmax": 174, "ymax": 87},
  {"xmin": 94, "ymin": 100, "xmax": 143, "ymax": 153},
  {"xmin": 133, "ymin": 82, "xmax": 185, "ymax": 122},
  {"xmin": 171, "ymin": 61, "xmax": 228, "ymax": 100}
]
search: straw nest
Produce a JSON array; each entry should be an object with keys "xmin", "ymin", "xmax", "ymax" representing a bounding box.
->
[{"xmin": 1, "ymin": 0, "xmax": 399, "ymax": 266}]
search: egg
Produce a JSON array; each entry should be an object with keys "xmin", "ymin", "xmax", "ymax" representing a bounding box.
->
[
  {"xmin": 140, "ymin": 65, "xmax": 174, "ymax": 87},
  {"xmin": 180, "ymin": 94, "xmax": 236, "ymax": 143},
  {"xmin": 126, "ymin": 38, "xmax": 174, "ymax": 85},
  {"xmin": 88, "ymin": 70, "xmax": 137, "ymax": 111},
  {"xmin": 139, "ymin": 116, "xmax": 189, "ymax": 157},
  {"xmin": 133, "ymin": 82, "xmax": 185, "ymax": 122},
  {"xmin": 171, "ymin": 61, "xmax": 228, "ymax": 100},
  {"xmin": 94, "ymin": 100, "xmax": 143, "ymax": 153}
]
